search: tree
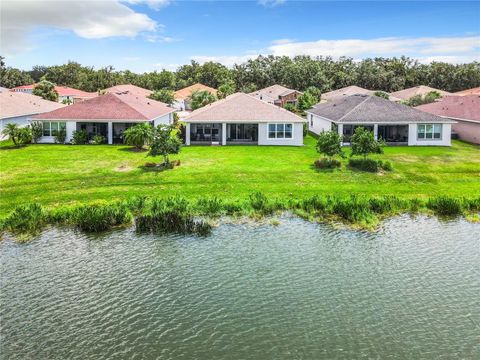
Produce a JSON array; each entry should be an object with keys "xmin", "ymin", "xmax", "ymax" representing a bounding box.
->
[
  {"xmin": 2, "ymin": 124, "xmax": 20, "ymax": 145},
  {"xmin": 32, "ymin": 80, "xmax": 59, "ymax": 102},
  {"xmin": 31, "ymin": 121, "xmax": 43, "ymax": 143},
  {"xmin": 403, "ymin": 91, "xmax": 442, "ymax": 107},
  {"xmin": 0, "ymin": 67, "xmax": 34, "ymax": 88},
  {"xmin": 217, "ymin": 80, "xmax": 236, "ymax": 99},
  {"xmin": 123, "ymin": 123, "xmax": 154, "ymax": 149},
  {"xmin": 149, "ymin": 89, "xmax": 175, "ymax": 105},
  {"xmin": 374, "ymin": 91, "xmax": 389, "ymax": 99},
  {"xmin": 148, "ymin": 124, "xmax": 182, "ymax": 165},
  {"xmin": 350, "ymin": 127, "xmax": 384, "ymax": 159},
  {"xmin": 304, "ymin": 86, "xmax": 321, "ymax": 102},
  {"xmin": 297, "ymin": 91, "xmax": 318, "ymax": 111},
  {"xmin": 17, "ymin": 127, "xmax": 32, "ymax": 145},
  {"xmin": 189, "ymin": 90, "xmax": 217, "ymax": 110},
  {"xmin": 316, "ymin": 130, "xmax": 344, "ymax": 159}
]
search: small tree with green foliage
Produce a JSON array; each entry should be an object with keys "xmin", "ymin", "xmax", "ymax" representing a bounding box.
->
[
  {"xmin": 148, "ymin": 124, "xmax": 182, "ymax": 165},
  {"xmin": 217, "ymin": 80, "xmax": 236, "ymax": 99},
  {"xmin": 404, "ymin": 91, "xmax": 442, "ymax": 107},
  {"xmin": 123, "ymin": 123, "xmax": 154, "ymax": 149},
  {"xmin": 32, "ymin": 79, "xmax": 59, "ymax": 102},
  {"xmin": 17, "ymin": 126, "xmax": 32, "ymax": 145},
  {"xmin": 30, "ymin": 121, "xmax": 43, "ymax": 143},
  {"xmin": 283, "ymin": 103, "xmax": 297, "ymax": 113},
  {"xmin": 374, "ymin": 91, "xmax": 389, "ymax": 100},
  {"xmin": 316, "ymin": 130, "xmax": 344, "ymax": 160},
  {"xmin": 189, "ymin": 90, "xmax": 217, "ymax": 110},
  {"xmin": 149, "ymin": 89, "xmax": 175, "ymax": 105},
  {"xmin": 72, "ymin": 129, "xmax": 88, "ymax": 144},
  {"xmin": 54, "ymin": 127, "xmax": 67, "ymax": 144},
  {"xmin": 297, "ymin": 91, "xmax": 318, "ymax": 111},
  {"xmin": 2, "ymin": 123, "xmax": 20, "ymax": 145},
  {"xmin": 350, "ymin": 127, "xmax": 383, "ymax": 159},
  {"xmin": 304, "ymin": 86, "xmax": 321, "ymax": 102}
]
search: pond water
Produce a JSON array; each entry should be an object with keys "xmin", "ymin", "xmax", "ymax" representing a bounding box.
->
[{"xmin": 1, "ymin": 216, "xmax": 479, "ymax": 359}]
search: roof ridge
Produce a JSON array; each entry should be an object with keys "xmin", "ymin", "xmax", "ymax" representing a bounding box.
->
[{"xmin": 337, "ymin": 95, "xmax": 371, "ymax": 122}]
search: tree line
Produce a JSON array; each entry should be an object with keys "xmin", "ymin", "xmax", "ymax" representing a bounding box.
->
[{"xmin": 1, "ymin": 55, "xmax": 479, "ymax": 94}]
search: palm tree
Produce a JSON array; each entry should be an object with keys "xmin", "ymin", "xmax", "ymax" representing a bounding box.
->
[
  {"xmin": 2, "ymin": 123, "xmax": 20, "ymax": 145},
  {"xmin": 123, "ymin": 123, "xmax": 154, "ymax": 150}
]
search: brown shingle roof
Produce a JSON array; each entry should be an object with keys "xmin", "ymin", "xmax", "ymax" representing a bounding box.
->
[
  {"xmin": 308, "ymin": 94, "xmax": 453, "ymax": 124},
  {"xmin": 33, "ymin": 92, "xmax": 174, "ymax": 121},
  {"xmin": 0, "ymin": 92, "xmax": 65, "ymax": 119},
  {"xmin": 455, "ymin": 87, "xmax": 480, "ymax": 96},
  {"xmin": 416, "ymin": 95, "xmax": 480, "ymax": 122},
  {"xmin": 321, "ymin": 86, "xmax": 401, "ymax": 102},
  {"xmin": 184, "ymin": 92, "xmax": 305, "ymax": 123},
  {"xmin": 174, "ymin": 83, "xmax": 217, "ymax": 100},
  {"xmin": 391, "ymin": 85, "xmax": 452, "ymax": 100},
  {"xmin": 250, "ymin": 84, "xmax": 300, "ymax": 102}
]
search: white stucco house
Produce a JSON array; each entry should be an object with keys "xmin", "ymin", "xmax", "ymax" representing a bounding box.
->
[
  {"xmin": 0, "ymin": 91, "xmax": 65, "ymax": 138},
  {"xmin": 306, "ymin": 94, "xmax": 455, "ymax": 146},
  {"xmin": 32, "ymin": 90, "xmax": 175, "ymax": 144},
  {"xmin": 184, "ymin": 92, "xmax": 306, "ymax": 146}
]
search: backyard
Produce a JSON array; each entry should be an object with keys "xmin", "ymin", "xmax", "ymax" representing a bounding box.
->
[{"xmin": 1, "ymin": 136, "xmax": 479, "ymax": 215}]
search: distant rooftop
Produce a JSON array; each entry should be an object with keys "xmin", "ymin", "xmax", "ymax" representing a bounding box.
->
[
  {"xmin": 174, "ymin": 83, "xmax": 217, "ymax": 100},
  {"xmin": 250, "ymin": 84, "xmax": 300, "ymax": 102},
  {"xmin": 11, "ymin": 84, "xmax": 96, "ymax": 98},
  {"xmin": 321, "ymin": 86, "xmax": 401, "ymax": 102},
  {"xmin": 0, "ymin": 91, "xmax": 65, "ymax": 119},
  {"xmin": 416, "ymin": 95, "xmax": 480, "ymax": 122},
  {"xmin": 391, "ymin": 85, "xmax": 452, "ymax": 101},
  {"xmin": 104, "ymin": 84, "xmax": 153, "ymax": 98},
  {"xmin": 454, "ymin": 87, "xmax": 480, "ymax": 96}
]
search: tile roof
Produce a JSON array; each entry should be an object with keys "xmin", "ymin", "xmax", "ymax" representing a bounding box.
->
[
  {"xmin": 184, "ymin": 92, "xmax": 306, "ymax": 123},
  {"xmin": 104, "ymin": 84, "xmax": 153, "ymax": 98},
  {"xmin": 250, "ymin": 84, "xmax": 300, "ymax": 102},
  {"xmin": 321, "ymin": 86, "xmax": 401, "ymax": 102},
  {"xmin": 0, "ymin": 92, "xmax": 65, "ymax": 119},
  {"xmin": 174, "ymin": 83, "xmax": 217, "ymax": 100},
  {"xmin": 390, "ymin": 85, "xmax": 452, "ymax": 100},
  {"xmin": 33, "ymin": 91, "xmax": 174, "ymax": 121},
  {"xmin": 454, "ymin": 87, "xmax": 480, "ymax": 96},
  {"xmin": 308, "ymin": 94, "xmax": 453, "ymax": 124},
  {"xmin": 416, "ymin": 95, "xmax": 480, "ymax": 122},
  {"xmin": 11, "ymin": 84, "xmax": 96, "ymax": 98}
]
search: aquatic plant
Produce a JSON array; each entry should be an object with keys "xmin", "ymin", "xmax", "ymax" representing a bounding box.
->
[
  {"xmin": 68, "ymin": 203, "xmax": 133, "ymax": 232},
  {"xmin": 426, "ymin": 197, "xmax": 463, "ymax": 217},
  {"xmin": 1, "ymin": 203, "xmax": 47, "ymax": 236}
]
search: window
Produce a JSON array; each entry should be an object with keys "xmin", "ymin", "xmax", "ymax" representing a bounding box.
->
[
  {"xmin": 268, "ymin": 123, "xmax": 293, "ymax": 139},
  {"xmin": 418, "ymin": 124, "xmax": 442, "ymax": 140},
  {"xmin": 42, "ymin": 122, "xmax": 66, "ymax": 136}
]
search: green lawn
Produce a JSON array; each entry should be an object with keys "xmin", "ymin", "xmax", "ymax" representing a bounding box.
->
[{"xmin": 1, "ymin": 136, "xmax": 479, "ymax": 215}]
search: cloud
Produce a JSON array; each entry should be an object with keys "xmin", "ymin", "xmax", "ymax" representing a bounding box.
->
[
  {"xmin": 145, "ymin": 34, "xmax": 177, "ymax": 43},
  {"xmin": 268, "ymin": 36, "xmax": 480, "ymax": 60},
  {"xmin": 258, "ymin": 0, "xmax": 286, "ymax": 7},
  {"xmin": 0, "ymin": 0, "xmax": 161, "ymax": 55},
  {"xmin": 122, "ymin": 0, "xmax": 171, "ymax": 11},
  {"xmin": 191, "ymin": 35, "xmax": 480, "ymax": 66}
]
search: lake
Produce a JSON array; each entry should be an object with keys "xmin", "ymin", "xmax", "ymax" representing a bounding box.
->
[{"xmin": 1, "ymin": 216, "xmax": 479, "ymax": 359}]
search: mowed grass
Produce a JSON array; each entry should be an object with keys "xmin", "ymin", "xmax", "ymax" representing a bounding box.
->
[{"xmin": 1, "ymin": 136, "xmax": 479, "ymax": 215}]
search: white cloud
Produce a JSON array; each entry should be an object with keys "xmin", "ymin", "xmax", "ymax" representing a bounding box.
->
[
  {"xmin": 145, "ymin": 34, "xmax": 176, "ymax": 43},
  {"xmin": 268, "ymin": 36, "xmax": 480, "ymax": 60},
  {"xmin": 122, "ymin": 0, "xmax": 170, "ymax": 10},
  {"xmin": 258, "ymin": 0, "xmax": 286, "ymax": 7},
  {"xmin": 0, "ymin": 0, "xmax": 161, "ymax": 55},
  {"xmin": 191, "ymin": 35, "xmax": 480, "ymax": 66}
]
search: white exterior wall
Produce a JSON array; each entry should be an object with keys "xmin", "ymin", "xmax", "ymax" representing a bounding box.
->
[
  {"xmin": 153, "ymin": 113, "xmax": 174, "ymax": 126},
  {"xmin": 307, "ymin": 113, "xmax": 332, "ymax": 135},
  {"xmin": 258, "ymin": 122, "xmax": 304, "ymax": 146},
  {"xmin": 0, "ymin": 115, "xmax": 30, "ymax": 138},
  {"xmin": 408, "ymin": 123, "xmax": 452, "ymax": 146},
  {"xmin": 173, "ymin": 100, "xmax": 185, "ymax": 111}
]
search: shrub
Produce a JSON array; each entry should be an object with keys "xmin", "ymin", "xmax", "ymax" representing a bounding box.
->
[
  {"xmin": 379, "ymin": 160, "xmax": 393, "ymax": 171},
  {"xmin": 55, "ymin": 127, "xmax": 67, "ymax": 144},
  {"xmin": 72, "ymin": 129, "xmax": 88, "ymax": 144},
  {"xmin": 1, "ymin": 203, "xmax": 46, "ymax": 235},
  {"xmin": 124, "ymin": 123, "xmax": 154, "ymax": 149},
  {"xmin": 426, "ymin": 197, "xmax": 463, "ymax": 217},
  {"xmin": 92, "ymin": 134, "xmax": 105, "ymax": 145},
  {"xmin": 17, "ymin": 127, "xmax": 32, "ymax": 145},
  {"xmin": 31, "ymin": 121, "xmax": 43, "ymax": 143},
  {"xmin": 348, "ymin": 158, "xmax": 379, "ymax": 172},
  {"xmin": 314, "ymin": 157, "xmax": 341, "ymax": 169},
  {"xmin": 350, "ymin": 127, "xmax": 384, "ymax": 159},
  {"xmin": 69, "ymin": 204, "xmax": 133, "ymax": 232}
]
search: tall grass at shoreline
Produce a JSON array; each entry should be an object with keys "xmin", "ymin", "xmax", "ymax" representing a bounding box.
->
[{"xmin": 1, "ymin": 193, "xmax": 479, "ymax": 242}]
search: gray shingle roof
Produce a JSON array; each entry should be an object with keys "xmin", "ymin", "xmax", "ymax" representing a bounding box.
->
[{"xmin": 307, "ymin": 94, "xmax": 455, "ymax": 124}]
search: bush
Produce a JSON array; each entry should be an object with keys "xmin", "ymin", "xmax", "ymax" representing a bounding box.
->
[
  {"xmin": 72, "ymin": 129, "xmax": 88, "ymax": 144},
  {"xmin": 348, "ymin": 158, "xmax": 380, "ymax": 172},
  {"xmin": 55, "ymin": 127, "xmax": 67, "ymax": 144},
  {"xmin": 92, "ymin": 134, "xmax": 105, "ymax": 145},
  {"xmin": 426, "ymin": 197, "xmax": 463, "ymax": 217},
  {"xmin": 123, "ymin": 123, "xmax": 153, "ymax": 149},
  {"xmin": 31, "ymin": 121, "xmax": 43, "ymax": 143},
  {"xmin": 1, "ymin": 203, "xmax": 46, "ymax": 235},
  {"xmin": 379, "ymin": 160, "xmax": 393, "ymax": 171},
  {"xmin": 314, "ymin": 157, "xmax": 341, "ymax": 169},
  {"xmin": 17, "ymin": 127, "xmax": 33, "ymax": 145},
  {"xmin": 69, "ymin": 203, "xmax": 133, "ymax": 232}
]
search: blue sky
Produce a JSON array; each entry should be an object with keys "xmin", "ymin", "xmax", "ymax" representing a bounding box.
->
[{"xmin": 2, "ymin": 1, "xmax": 479, "ymax": 72}]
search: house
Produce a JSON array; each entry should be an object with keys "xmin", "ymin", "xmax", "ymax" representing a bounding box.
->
[
  {"xmin": 0, "ymin": 91, "xmax": 65, "ymax": 136},
  {"xmin": 390, "ymin": 85, "xmax": 452, "ymax": 101},
  {"xmin": 306, "ymin": 94, "xmax": 455, "ymax": 146},
  {"xmin": 173, "ymin": 83, "xmax": 217, "ymax": 111},
  {"xmin": 455, "ymin": 87, "xmax": 480, "ymax": 96},
  {"xmin": 250, "ymin": 85, "xmax": 302, "ymax": 107},
  {"xmin": 416, "ymin": 95, "xmax": 480, "ymax": 144},
  {"xmin": 320, "ymin": 85, "xmax": 401, "ymax": 102},
  {"xmin": 10, "ymin": 84, "xmax": 96, "ymax": 104},
  {"xmin": 184, "ymin": 92, "xmax": 306, "ymax": 146},
  {"xmin": 104, "ymin": 84, "xmax": 153, "ymax": 98},
  {"xmin": 32, "ymin": 90, "xmax": 175, "ymax": 144}
]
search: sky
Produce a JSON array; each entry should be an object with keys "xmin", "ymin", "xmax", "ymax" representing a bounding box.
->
[{"xmin": 1, "ymin": 0, "xmax": 479, "ymax": 72}]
